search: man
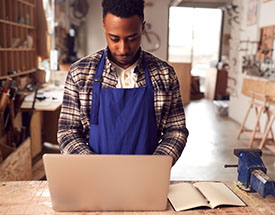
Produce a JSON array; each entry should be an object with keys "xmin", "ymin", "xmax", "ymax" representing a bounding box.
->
[{"xmin": 57, "ymin": 0, "xmax": 188, "ymax": 165}]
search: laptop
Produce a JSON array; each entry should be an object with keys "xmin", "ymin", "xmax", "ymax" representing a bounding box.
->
[{"xmin": 43, "ymin": 154, "xmax": 172, "ymax": 212}]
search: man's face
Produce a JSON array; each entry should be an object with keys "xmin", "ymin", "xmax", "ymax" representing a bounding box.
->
[{"xmin": 103, "ymin": 13, "xmax": 144, "ymax": 69}]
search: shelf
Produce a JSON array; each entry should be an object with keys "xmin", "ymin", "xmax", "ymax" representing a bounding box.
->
[
  {"xmin": 0, "ymin": 68, "xmax": 37, "ymax": 80},
  {"xmin": 0, "ymin": 48, "xmax": 35, "ymax": 51},
  {"xmin": 0, "ymin": 19, "xmax": 35, "ymax": 29},
  {"xmin": 17, "ymin": 0, "xmax": 35, "ymax": 8}
]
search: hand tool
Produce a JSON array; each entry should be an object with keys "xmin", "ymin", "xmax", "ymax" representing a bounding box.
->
[
  {"xmin": 0, "ymin": 150, "xmax": 3, "ymax": 164},
  {"xmin": 24, "ymin": 84, "xmax": 40, "ymax": 138},
  {"xmin": 14, "ymin": 92, "xmax": 27, "ymax": 116},
  {"xmin": 225, "ymin": 148, "xmax": 275, "ymax": 198},
  {"xmin": 0, "ymin": 78, "xmax": 12, "ymax": 136},
  {"xmin": 8, "ymin": 87, "xmax": 21, "ymax": 147}
]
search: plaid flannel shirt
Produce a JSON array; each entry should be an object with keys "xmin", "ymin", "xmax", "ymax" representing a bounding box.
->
[{"xmin": 57, "ymin": 48, "xmax": 189, "ymax": 165}]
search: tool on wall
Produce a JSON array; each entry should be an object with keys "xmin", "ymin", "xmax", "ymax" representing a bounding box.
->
[
  {"xmin": 24, "ymin": 83, "xmax": 41, "ymax": 139},
  {"xmin": 141, "ymin": 23, "xmax": 160, "ymax": 52},
  {"xmin": 0, "ymin": 78, "xmax": 12, "ymax": 137},
  {"xmin": 225, "ymin": 149, "xmax": 275, "ymax": 198},
  {"xmin": 0, "ymin": 78, "xmax": 40, "ymax": 148},
  {"xmin": 70, "ymin": 0, "xmax": 89, "ymax": 20},
  {"xmin": 222, "ymin": 3, "xmax": 239, "ymax": 26}
]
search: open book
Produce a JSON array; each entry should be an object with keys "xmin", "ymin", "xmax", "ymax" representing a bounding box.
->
[{"xmin": 168, "ymin": 182, "xmax": 246, "ymax": 211}]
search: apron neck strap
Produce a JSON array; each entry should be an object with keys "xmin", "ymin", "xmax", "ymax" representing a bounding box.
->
[
  {"xmin": 91, "ymin": 50, "xmax": 106, "ymax": 125},
  {"xmin": 142, "ymin": 52, "xmax": 153, "ymax": 88},
  {"xmin": 95, "ymin": 50, "xmax": 106, "ymax": 77}
]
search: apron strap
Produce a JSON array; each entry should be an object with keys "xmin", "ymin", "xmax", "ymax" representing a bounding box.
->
[
  {"xmin": 90, "ymin": 50, "xmax": 106, "ymax": 125},
  {"xmin": 142, "ymin": 53, "xmax": 153, "ymax": 89}
]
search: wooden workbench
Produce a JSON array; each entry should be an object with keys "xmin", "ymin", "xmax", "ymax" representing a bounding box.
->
[
  {"xmin": 0, "ymin": 181, "xmax": 275, "ymax": 215},
  {"xmin": 21, "ymin": 84, "xmax": 63, "ymax": 159}
]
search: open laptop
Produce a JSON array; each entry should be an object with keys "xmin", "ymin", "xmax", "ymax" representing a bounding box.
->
[{"xmin": 43, "ymin": 154, "xmax": 172, "ymax": 212}]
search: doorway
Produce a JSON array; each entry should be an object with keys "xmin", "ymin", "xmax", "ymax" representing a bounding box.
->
[{"xmin": 168, "ymin": 7, "xmax": 222, "ymax": 93}]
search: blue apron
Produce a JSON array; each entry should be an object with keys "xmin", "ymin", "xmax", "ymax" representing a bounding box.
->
[{"xmin": 89, "ymin": 50, "xmax": 158, "ymax": 154}]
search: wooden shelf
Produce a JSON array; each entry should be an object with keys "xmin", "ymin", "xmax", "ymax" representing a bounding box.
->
[
  {"xmin": 0, "ymin": 19, "xmax": 35, "ymax": 29},
  {"xmin": 0, "ymin": 0, "xmax": 37, "ymax": 79},
  {"xmin": 0, "ymin": 68, "xmax": 37, "ymax": 80},
  {"xmin": 0, "ymin": 0, "xmax": 40, "ymax": 179},
  {"xmin": 17, "ymin": 0, "xmax": 35, "ymax": 8},
  {"xmin": 0, "ymin": 48, "xmax": 35, "ymax": 51}
]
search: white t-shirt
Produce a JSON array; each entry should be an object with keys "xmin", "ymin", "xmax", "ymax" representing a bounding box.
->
[{"xmin": 112, "ymin": 61, "xmax": 139, "ymax": 88}]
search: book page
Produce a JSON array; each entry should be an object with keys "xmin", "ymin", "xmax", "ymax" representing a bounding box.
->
[
  {"xmin": 168, "ymin": 183, "xmax": 210, "ymax": 211},
  {"xmin": 194, "ymin": 182, "xmax": 245, "ymax": 209}
]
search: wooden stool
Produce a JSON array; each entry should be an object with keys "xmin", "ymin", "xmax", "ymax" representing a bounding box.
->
[{"xmin": 237, "ymin": 92, "xmax": 274, "ymax": 148}]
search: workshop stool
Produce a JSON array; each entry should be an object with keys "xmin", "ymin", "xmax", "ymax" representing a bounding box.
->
[
  {"xmin": 259, "ymin": 109, "xmax": 275, "ymax": 149},
  {"xmin": 237, "ymin": 92, "xmax": 274, "ymax": 148}
]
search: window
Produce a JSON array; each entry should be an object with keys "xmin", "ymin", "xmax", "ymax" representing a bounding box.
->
[{"xmin": 168, "ymin": 7, "xmax": 222, "ymax": 75}]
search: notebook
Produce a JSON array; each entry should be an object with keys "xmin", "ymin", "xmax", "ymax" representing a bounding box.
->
[
  {"xmin": 43, "ymin": 154, "xmax": 172, "ymax": 212},
  {"xmin": 168, "ymin": 182, "xmax": 246, "ymax": 211}
]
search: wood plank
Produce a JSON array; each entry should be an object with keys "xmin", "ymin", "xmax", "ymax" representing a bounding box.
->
[
  {"xmin": 0, "ymin": 135, "xmax": 14, "ymax": 160},
  {"xmin": 21, "ymin": 101, "xmax": 61, "ymax": 111},
  {"xmin": 0, "ymin": 23, "xmax": 3, "ymax": 48},
  {"xmin": 11, "ymin": 0, "xmax": 16, "ymax": 22},
  {"xmin": 0, "ymin": 68, "xmax": 36, "ymax": 80},
  {"xmin": 10, "ymin": 29, "xmax": 14, "ymax": 71},
  {"xmin": 42, "ymin": 106, "xmax": 61, "ymax": 145},
  {"xmin": 205, "ymin": 68, "xmax": 218, "ymax": 100},
  {"xmin": 242, "ymin": 78, "xmax": 266, "ymax": 97},
  {"xmin": 17, "ymin": 0, "xmax": 35, "ymax": 8},
  {"xmin": 30, "ymin": 111, "xmax": 42, "ymax": 158},
  {"xmin": 1, "ymin": 0, "xmax": 5, "ymax": 20},
  {"xmin": 0, "ymin": 181, "xmax": 275, "ymax": 214},
  {"xmin": 0, "ymin": 51, "xmax": 3, "ymax": 76},
  {"xmin": 215, "ymin": 69, "xmax": 228, "ymax": 98},
  {"xmin": 15, "ymin": 47, "xmax": 19, "ymax": 71},
  {"xmin": 257, "ymin": 25, "xmax": 274, "ymax": 61},
  {"xmin": 7, "ymin": 47, "xmax": 12, "ymax": 72},
  {"xmin": 0, "ymin": 137, "xmax": 32, "ymax": 181},
  {"xmin": 241, "ymin": 78, "xmax": 275, "ymax": 102},
  {"xmin": 0, "ymin": 52, "xmax": 2, "ymax": 76},
  {"xmin": 3, "ymin": 23, "xmax": 7, "ymax": 49},
  {"xmin": 14, "ymin": 0, "xmax": 18, "ymax": 27},
  {"xmin": 169, "ymin": 62, "xmax": 191, "ymax": 105},
  {"xmin": 3, "ymin": 52, "xmax": 8, "ymax": 76},
  {"xmin": 0, "ymin": 19, "xmax": 35, "ymax": 29},
  {"xmin": 32, "ymin": 158, "xmax": 45, "ymax": 180},
  {"xmin": 30, "ymin": 3, "xmax": 34, "ymax": 26}
]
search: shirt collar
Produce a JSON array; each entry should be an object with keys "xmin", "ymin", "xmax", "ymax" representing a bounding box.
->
[{"xmin": 104, "ymin": 47, "xmax": 144, "ymax": 75}]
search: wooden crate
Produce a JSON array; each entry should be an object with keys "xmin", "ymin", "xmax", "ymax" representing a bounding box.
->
[{"xmin": 0, "ymin": 137, "xmax": 32, "ymax": 181}]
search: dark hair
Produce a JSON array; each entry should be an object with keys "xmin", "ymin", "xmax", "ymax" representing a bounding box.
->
[{"xmin": 102, "ymin": 0, "xmax": 144, "ymax": 21}]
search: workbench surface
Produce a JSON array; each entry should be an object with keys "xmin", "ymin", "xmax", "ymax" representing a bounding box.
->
[
  {"xmin": 0, "ymin": 181, "xmax": 274, "ymax": 215},
  {"xmin": 21, "ymin": 84, "xmax": 63, "ymax": 111}
]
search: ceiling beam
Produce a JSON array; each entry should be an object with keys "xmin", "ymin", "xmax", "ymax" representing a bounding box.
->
[
  {"xmin": 170, "ymin": 0, "xmax": 232, "ymax": 8},
  {"xmin": 169, "ymin": 0, "xmax": 183, "ymax": 7}
]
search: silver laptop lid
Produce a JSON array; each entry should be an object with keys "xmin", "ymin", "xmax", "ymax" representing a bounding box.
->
[{"xmin": 43, "ymin": 154, "xmax": 172, "ymax": 212}]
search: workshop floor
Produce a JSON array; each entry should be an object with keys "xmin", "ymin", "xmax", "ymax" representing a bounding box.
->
[{"xmin": 170, "ymin": 99, "xmax": 275, "ymax": 181}]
